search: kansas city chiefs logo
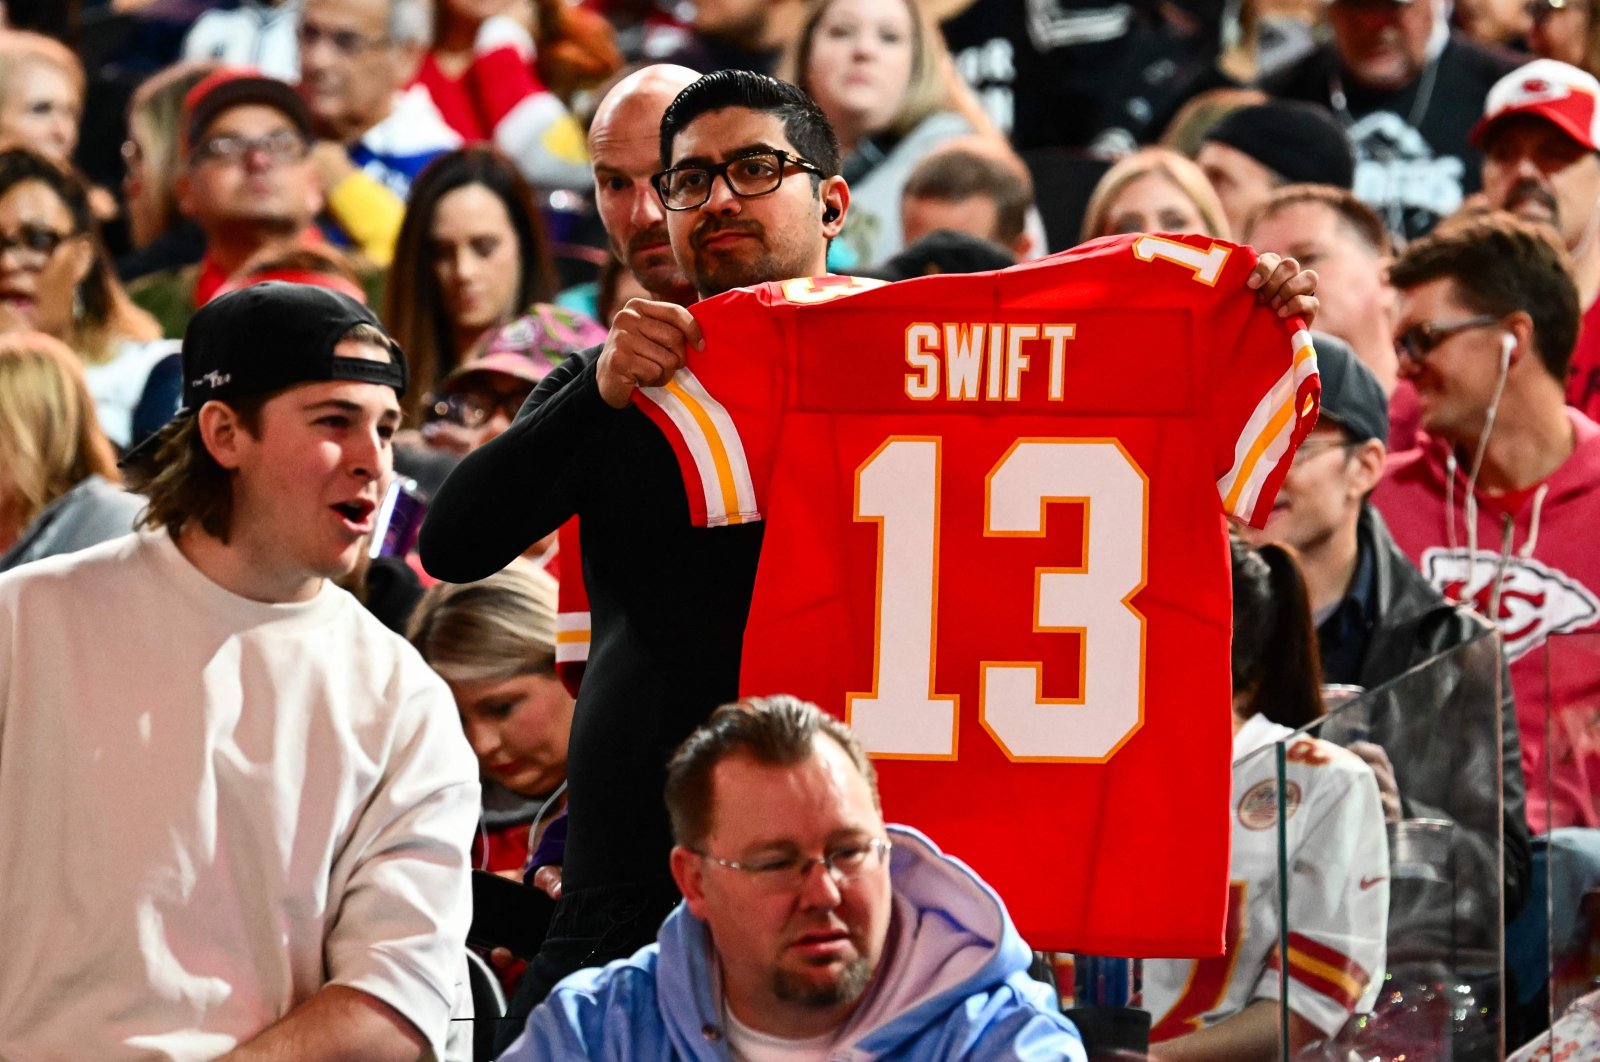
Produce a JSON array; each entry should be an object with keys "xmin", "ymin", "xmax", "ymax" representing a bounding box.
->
[
  {"xmin": 1421, "ymin": 549, "xmax": 1600, "ymax": 661},
  {"xmin": 1505, "ymin": 77, "xmax": 1571, "ymax": 107}
]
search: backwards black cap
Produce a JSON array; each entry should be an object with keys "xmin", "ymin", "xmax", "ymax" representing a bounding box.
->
[{"xmin": 121, "ymin": 282, "xmax": 407, "ymax": 466}]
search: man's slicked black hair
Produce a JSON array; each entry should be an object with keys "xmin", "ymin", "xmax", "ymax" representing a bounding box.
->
[{"xmin": 659, "ymin": 70, "xmax": 842, "ymax": 180}]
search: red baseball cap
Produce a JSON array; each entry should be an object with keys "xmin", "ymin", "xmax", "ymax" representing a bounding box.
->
[
  {"xmin": 183, "ymin": 67, "xmax": 313, "ymax": 153},
  {"xmin": 1471, "ymin": 59, "xmax": 1600, "ymax": 151}
]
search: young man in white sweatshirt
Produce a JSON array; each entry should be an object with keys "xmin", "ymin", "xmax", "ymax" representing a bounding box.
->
[{"xmin": 0, "ymin": 282, "xmax": 480, "ymax": 1062}]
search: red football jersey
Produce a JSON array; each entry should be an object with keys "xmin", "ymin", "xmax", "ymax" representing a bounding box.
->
[{"xmin": 633, "ymin": 234, "xmax": 1319, "ymax": 955}]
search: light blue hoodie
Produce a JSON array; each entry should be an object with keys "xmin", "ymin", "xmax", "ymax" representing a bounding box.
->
[{"xmin": 501, "ymin": 824, "xmax": 1085, "ymax": 1061}]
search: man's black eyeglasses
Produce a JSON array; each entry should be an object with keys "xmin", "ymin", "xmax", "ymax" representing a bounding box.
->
[
  {"xmin": 652, "ymin": 150, "xmax": 822, "ymax": 211},
  {"xmin": 1394, "ymin": 315, "xmax": 1501, "ymax": 363}
]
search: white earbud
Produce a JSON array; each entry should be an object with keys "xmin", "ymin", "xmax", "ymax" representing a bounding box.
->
[{"xmin": 1500, "ymin": 332, "xmax": 1515, "ymax": 372}]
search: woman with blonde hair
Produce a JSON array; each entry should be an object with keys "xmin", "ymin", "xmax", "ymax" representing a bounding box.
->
[
  {"xmin": 408, "ymin": 562, "xmax": 575, "ymax": 877},
  {"xmin": 118, "ymin": 61, "xmax": 219, "ymax": 283},
  {"xmin": 0, "ymin": 30, "xmax": 84, "ymax": 164},
  {"xmin": 785, "ymin": 0, "xmax": 993, "ymax": 265},
  {"xmin": 0, "ymin": 330, "xmax": 143, "ymax": 572},
  {"xmin": 0, "ymin": 145, "xmax": 178, "ymax": 450},
  {"xmin": 1080, "ymin": 146, "xmax": 1231, "ymax": 243}
]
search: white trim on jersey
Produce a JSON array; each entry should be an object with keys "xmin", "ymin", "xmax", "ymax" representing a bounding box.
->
[
  {"xmin": 636, "ymin": 368, "xmax": 761, "ymax": 528},
  {"xmin": 555, "ymin": 610, "xmax": 590, "ymax": 665},
  {"xmin": 1218, "ymin": 329, "xmax": 1317, "ymax": 524}
]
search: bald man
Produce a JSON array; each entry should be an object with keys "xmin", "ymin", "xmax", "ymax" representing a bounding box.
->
[{"xmin": 588, "ymin": 64, "xmax": 699, "ymax": 304}]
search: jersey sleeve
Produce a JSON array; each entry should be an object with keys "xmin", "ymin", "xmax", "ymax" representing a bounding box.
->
[
  {"xmin": 1255, "ymin": 741, "xmax": 1389, "ymax": 1036},
  {"xmin": 630, "ymin": 286, "xmax": 787, "ymax": 528},
  {"xmin": 1213, "ymin": 320, "xmax": 1319, "ymax": 527}
]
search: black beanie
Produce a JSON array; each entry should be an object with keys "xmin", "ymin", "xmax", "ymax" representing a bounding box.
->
[{"xmin": 1205, "ymin": 102, "xmax": 1357, "ymax": 190}]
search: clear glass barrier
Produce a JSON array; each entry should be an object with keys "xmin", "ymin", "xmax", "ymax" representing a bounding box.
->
[
  {"xmin": 1286, "ymin": 632, "xmax": 1506, "ymax": 1061},
  {"xmin": 1020, "ymin": 635, "xmax": 1512, "ymax": 1059},
  {"xmin": 1128, "ymin": 634, "xmax": 1506, "ymax": 1060},
  {"xmin": 1515, "ymin": 630, "xmax": 1600, "ymax": 1060}
]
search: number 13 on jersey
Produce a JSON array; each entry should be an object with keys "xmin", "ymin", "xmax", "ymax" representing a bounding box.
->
[{"xmin": 847, "ymin": 437, "xmax": 1149, "ymax": 763}]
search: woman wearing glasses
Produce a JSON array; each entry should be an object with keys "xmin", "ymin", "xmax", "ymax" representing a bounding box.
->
[
  {"xmin": 0, "ymin": 146, "xmax": 177, "ymax": 453},
  {"xmin": 387, "ymin": 146, "xmax": 602, "ymax": 423},
  {"xmin": 118, "ymin": 62, "xmax": 219, "ymax": 284}
]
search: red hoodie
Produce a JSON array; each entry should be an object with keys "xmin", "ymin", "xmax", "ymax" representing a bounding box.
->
[{"xmin": 1373, "ymin": 410, "xmax": 1600, "ymax": 832}]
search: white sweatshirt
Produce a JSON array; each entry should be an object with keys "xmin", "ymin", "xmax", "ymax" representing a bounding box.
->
[{"xmin": 0, "ymin": 530, "xmax": 480, "ymax": 1061}]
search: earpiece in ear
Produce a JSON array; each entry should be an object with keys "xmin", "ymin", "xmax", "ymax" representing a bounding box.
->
[
  {"xmin": 1500, "ymin": 332, "xmax": 1515, "ymax": 370},
  {"xmin": 823, "ymin": 207, "xmax": 840, "ymax": 224}
]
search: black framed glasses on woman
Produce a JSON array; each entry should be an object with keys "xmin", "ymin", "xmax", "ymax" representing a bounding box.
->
[
  {"xmin": 652, "ymin": 149, "xmax": 823, "ymax": 211},
  {"xmin": 0, "ymin": 223, "xmax": 78, "ymax": 268}
]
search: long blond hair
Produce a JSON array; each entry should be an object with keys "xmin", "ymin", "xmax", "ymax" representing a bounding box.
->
[
  {"xmin": 0, "ymin": 331, "xmax": 119, "ymax": 533},
  {"xmin": 0, "ymin": 29, "xmax": 85, "ymax": 119},
  {"xmin": 785, "ymin": 0, "xmax": 955, "ymax": 142},
  {"xmin": 125, "ymin": 61, "xmax": 220, "ymax": 247},
  {"xmin": 1080, "ymin": 147, "xmax": 1232, "ymax": 243},
  {"xmin": 407, "ymin": 563, "xmax": 561, "ymax": 685}
]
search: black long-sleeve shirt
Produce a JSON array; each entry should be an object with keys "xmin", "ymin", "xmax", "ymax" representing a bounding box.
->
[{"xmin": 419, "ymin": 346, "xmax": 764, "ymax": 897}]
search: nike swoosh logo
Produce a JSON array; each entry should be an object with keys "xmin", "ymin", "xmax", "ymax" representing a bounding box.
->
[{"xmin": 1360, "ymin": 876, "xmax": 1387, "ymax": 890}]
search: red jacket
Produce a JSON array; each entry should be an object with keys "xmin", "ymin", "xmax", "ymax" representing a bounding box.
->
[{"xmin": 1372, "ymin": 410, "xmax": 1600, "ymax": 831}]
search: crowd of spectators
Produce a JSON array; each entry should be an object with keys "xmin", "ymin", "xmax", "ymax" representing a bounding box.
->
[{"xmin": 4, "ymin": 0, "xmax": 1600, "ymax": 1057}]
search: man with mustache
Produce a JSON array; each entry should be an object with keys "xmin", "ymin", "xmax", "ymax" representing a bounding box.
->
[
  {"xmin": 588, "ymin": 64, "xmax": 701, "ymax": 308},
  {"xmin": 503, "ymin": 696, "xmax": 1086, "ymax": 1060},
  {"xmin": 1477, "ymin": 59, "xmax": 1600, "ymax": 423},
  {"xmin": 419, "ymin": 68, "xmax": 1317, "ymax": 1019},
  {"xmin": 422, "ymin": 62, "xmax": 706, "ymax": 1025}
]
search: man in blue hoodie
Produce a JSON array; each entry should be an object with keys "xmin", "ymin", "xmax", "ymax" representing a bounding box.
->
[{"xmin": 501, "ymin": 695, "xmax": 1084, "ymax": 1060}]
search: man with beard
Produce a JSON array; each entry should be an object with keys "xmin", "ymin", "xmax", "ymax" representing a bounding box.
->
[
  {"xmin": 1477, "ymin": 59, "xmax": 1600, "ymax": 422},
  {"xmin": 418, "ymin": 68, "xmax": 1316, "ymax": 1014},
  {"xmin": 588, "ymin": 64, "xmax": 701, "ymax": 308},
  {"xmin": 502, "ymin": 696, "xmax": 1086, "ymax": 1060}
]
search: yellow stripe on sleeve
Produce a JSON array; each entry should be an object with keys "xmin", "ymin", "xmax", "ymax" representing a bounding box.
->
[{"xmin": 664, "ymin": 379, "xmax": 745, "ymax": 526}]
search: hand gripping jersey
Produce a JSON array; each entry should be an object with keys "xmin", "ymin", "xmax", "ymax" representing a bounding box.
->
[
  {"xmin": 1144, "ymin": 716, "xmax": 1389, "ymax": 1039},
  {"xmin": 634, "ymin": 234, "xmax": 1320, "ymax": 954}
]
